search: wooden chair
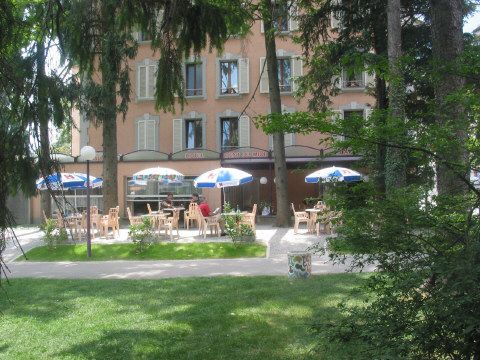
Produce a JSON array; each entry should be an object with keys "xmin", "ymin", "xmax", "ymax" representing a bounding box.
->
[
  {"xmin": 291, "ymin": 203, "xmax": 309, "ymax": 234},
  {"xmin": 184, "ymin": 202, "xmax": 199, "ymax": 229},
  {"xmin": 99, "ymin": 207, "xmax": 120, "ymax": 238},
  {"xmin": 127, "ymin": 207, "xmax": 143, "ymax": 225},
  {"xmin": 239, "ymin": 204, "xmax": 257, "ymax": 232},
  {"xmin": 160, "ymin": 209, "xmax": 180, "ymax": 241},
  {"xmin": 196, "ymin": 208, "xmax": 221, "ymax": 239}
]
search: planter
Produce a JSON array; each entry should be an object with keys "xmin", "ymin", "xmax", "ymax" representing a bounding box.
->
[{"xmin": 287, "ymin": 251, "xmax": 312, "ymax": 279}]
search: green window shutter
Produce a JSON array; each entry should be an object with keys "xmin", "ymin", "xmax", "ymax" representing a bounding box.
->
[
  {"xmin": 138, "ymin": 66, "xmax": 147, "ymax": 99},
  {"xmin": 288, "ymin": 2, "xmax": 299, "ymax": 31},
  {"xmin": 238, "ymin": 58, "xmax": 250, "ymax": 94},
  {"xmin": 145, "ymin": 119, "xmax": 157, "ymax": 150},
  {"xmin": 148, "ymin": 65, "xmax": 157, "ymax": 99},
  {"xmin": 172, "ymin": 118, "xmax": 183, "ymax": 153},
  {"xmin": 259, "ymin": 57, "xmax": 269, "ymax": 94},
  {"xmin": 137, "ymin": 120, "xmax": 146, "ymax": 150},
  {"xmin": 238, "ymin": 115, "xmax": 251, "ymax": 147},
  {"xmin": 291, "ymin": 56, "xmax": 303, "ymax": 92}
]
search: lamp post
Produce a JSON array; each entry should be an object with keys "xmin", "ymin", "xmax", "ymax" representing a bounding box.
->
[{"xmin": 80, "ymin": 145, "xmax": 96, "ymax": 258}]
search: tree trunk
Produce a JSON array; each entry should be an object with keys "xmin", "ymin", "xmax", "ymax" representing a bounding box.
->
[
  {"xmin": 37, "ymin": 39, "xmax": 52, "ymax": 218},
  {"xmin": 372, "ymin": 15, "xmax": 388, "ymax": 195},
  {"xmin": 385, "ymin": 0, "xmax": 407, "ymax": 192},
  {"xmin": 262, "ymin": 0, "xmax": 290, "ymax": 227},
  {"xmin": 101, "ymin": 5, "xmax": 118, "ymax": 212},
  {"xmin": 430, "ymin": 0, "xmax": 468, "ymax": 195}
]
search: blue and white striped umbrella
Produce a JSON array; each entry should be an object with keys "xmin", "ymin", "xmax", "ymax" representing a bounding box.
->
[
  {"xmin": 194, "ymin": 167, "xmax": 253, "ymax": 188},
  {"xmin": 305, "ymin": 166, "xmax": 363, "ymax": 183},
  {"xmin": 36, "ymin": 172, "xmax": 103, "ymax": 191}
]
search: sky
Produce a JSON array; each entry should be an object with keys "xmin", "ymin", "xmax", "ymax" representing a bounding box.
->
[{"xmin": 465, "ymin": 9, "xmax": 480, "ymax": 33}]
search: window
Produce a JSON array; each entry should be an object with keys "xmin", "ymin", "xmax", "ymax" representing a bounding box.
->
[
  {"xmin": 185, "ymin": 62, "xmax": 203, "ymax": 96},
  {"xmin": 185, "ymin": 119, "xmax": 203, "ymax": 149},
  {"xmin": 277, "ymin": 58, "xmax": 292, "ymax": 92},
  {"xmin": 260, "ymin": 55, "xmax": 302, "ymax": 94},
  {"xmin": 273, "ymin": 2, "xmax": 289, "ymax": 32},
  {"xmin": 220, "ymin": 60, "xmax": 238, "ymax": 95},
  {"xmin": 137, "ymin": 117, "xmax": 158, "ymax": 150},
  {"xmin": 137, "ymin": 61, "xmax": 157, "ymax": 99},
  {"xmin": 221, "ymin": 117, "xmax": 239, "ymax": 149},
  {"xmin": 342, "ymin": 70, "xmax": 364, "ymax": 88},
  {"xmin": 343, "ymin": 110, "xmax": 364, "ymax": 119}
]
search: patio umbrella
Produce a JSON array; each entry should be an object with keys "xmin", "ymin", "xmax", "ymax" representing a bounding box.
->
[
  {"xmin": 305, "ymin": 166, "xmax": 363, "ymax": 183},
  {"xmin": 194, "ymin": 167, "xmax": 253, "ymax": 188},
  {"xmin": 36, "ymin": 172, "xmax": 103, "ymax": 210},
  {"xmin": 36, "ymin": 172, "xmax": 103, "ymax": 191},
  {"xmin": 132, "ymin": 167, "xmax": 184, "ymax": 184}
]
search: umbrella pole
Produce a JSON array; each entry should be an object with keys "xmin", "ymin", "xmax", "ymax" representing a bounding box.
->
[
  {"xmin": 74, "ymin": 189, "xmax": 77, "ymax": 212},
  {"xmin": 222, "ymin": 187, "xmax": 225, "ymax": 209}
]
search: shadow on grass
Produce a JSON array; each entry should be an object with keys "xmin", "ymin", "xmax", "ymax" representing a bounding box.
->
[{"xmin": 0, "ymin": 275, "xmax": 370, "ymax": 359}]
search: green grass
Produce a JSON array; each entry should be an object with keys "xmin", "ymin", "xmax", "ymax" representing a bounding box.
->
[
  {"xmin": 19, "ymin": 243, "xmax": 266, "ymax": 261},
  {"xmin": 0, "ymin": 275, "xmax": 369, "ymax": 359}
]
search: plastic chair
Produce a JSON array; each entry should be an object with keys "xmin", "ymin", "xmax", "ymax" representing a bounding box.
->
[
  {"xmin": 184, "ymin": 202, "xmax": 199, "ymax": 229},
  {"xmin": 160, "ymin": 209, "xmax": 180, "ymax": 241},
  {"xmin": 291, "ymin": 203, "xmax": 309, "ymax": 234},
  {"xmin": 127, "ymin": 207, "xmax": 143, "ymax": 225}
]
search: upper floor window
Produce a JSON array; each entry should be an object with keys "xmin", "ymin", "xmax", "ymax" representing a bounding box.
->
[
  {"xmin": 137, "ymin": 60, "xmax": 157, "ymax": 100},
  {"xmin": 136, "ymin": 116, "xmax": 159, "ymax": 151},
  {"xmin": 261, "ymin": 1, "xmax": 299, "ymax": 33},
  {"xmin": 220, "ymin": 60, "xmax": 238, "ymax": 95},
  {"xmin": 186, "ymin": 62, "xmax": 203, "ymax": 97},
  {"xmin": 277, "ymin": 58, "xmax": 292, "ymax": 92},
  {"xmin": 260, "ymin": 54, "xmax": 302, "ymax": 94},
  {"xmin": 185, "ymin": 118, "xmax": 203, "ymax": 149},
  {"xmin": 273, "ymin": 2, "xmax": 289, "ymax": 32},
  {"xmin": 342, "ymin": 70, "xmax": 365, "ymax": 89},
  {"xmin": 221, "ymin": 117, "xmax": 239, "ymax": 149}
]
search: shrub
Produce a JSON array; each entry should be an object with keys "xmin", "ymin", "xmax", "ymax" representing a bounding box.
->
[
  {"xmin": 40, "ymin": 218, "xmax": 68, "ymax": 249},
  {"xmin": 128, "ymin": 217, "xmax": 155, "ymax": 253}
]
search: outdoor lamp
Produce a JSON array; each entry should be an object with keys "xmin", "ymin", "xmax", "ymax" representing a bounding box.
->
[
  {"xmin": 81, "ymin": 145, "xmax": 96, "ymax": 257},
  {"xmin": 260, "ymin": 177, "xmax": 268, "ymax": 185}
]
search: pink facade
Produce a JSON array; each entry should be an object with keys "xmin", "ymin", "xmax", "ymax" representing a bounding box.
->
[{"xmin": 30, "ymin": 18, "xmax": 374, "ymax": 222}]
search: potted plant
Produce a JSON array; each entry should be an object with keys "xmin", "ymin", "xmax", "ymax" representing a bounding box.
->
[{"xmin": 259, "ymin": 200, "xmax": 271, "ymax": 216}]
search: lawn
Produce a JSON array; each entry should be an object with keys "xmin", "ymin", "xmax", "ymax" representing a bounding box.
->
[
  {"xmin": 0, "ymin": 274, "xmax": 369, "ymax": 359},
  {"xmin": 19, "ymin": 242, "xmax": 266, "ymax": 261}
]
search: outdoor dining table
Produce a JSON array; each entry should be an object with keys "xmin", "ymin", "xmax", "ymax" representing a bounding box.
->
[{"xmin": 141, "ymin": 213, "xmax": 168, "ymax": 231}]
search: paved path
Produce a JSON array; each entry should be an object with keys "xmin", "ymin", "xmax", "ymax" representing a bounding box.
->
[{"xmin": 3, "ymin": 224, "xmax": 375, "ymax": 279}]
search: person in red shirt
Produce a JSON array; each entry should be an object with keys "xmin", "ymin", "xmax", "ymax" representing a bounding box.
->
[
  {"xmin": 199, "ymin": 197, "xmax": 211, "ymax": 217},
  {"xmin": 199, "ymin": 197, "xmax": 226, "ymax": 235}
]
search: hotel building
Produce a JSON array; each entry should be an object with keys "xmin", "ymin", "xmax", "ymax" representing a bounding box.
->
[{"xmin": 27, "ymin": 10, "xmax": 374, "ymax": 222}]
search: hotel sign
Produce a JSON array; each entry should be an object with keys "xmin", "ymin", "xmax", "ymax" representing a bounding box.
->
[
  {"xmin": 171, "ymin": 149, "xmax": 220, "ymax": 160},
  {"xmin": 222, "ymin": 148, "xmax": 269, "ymax": 159}
]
